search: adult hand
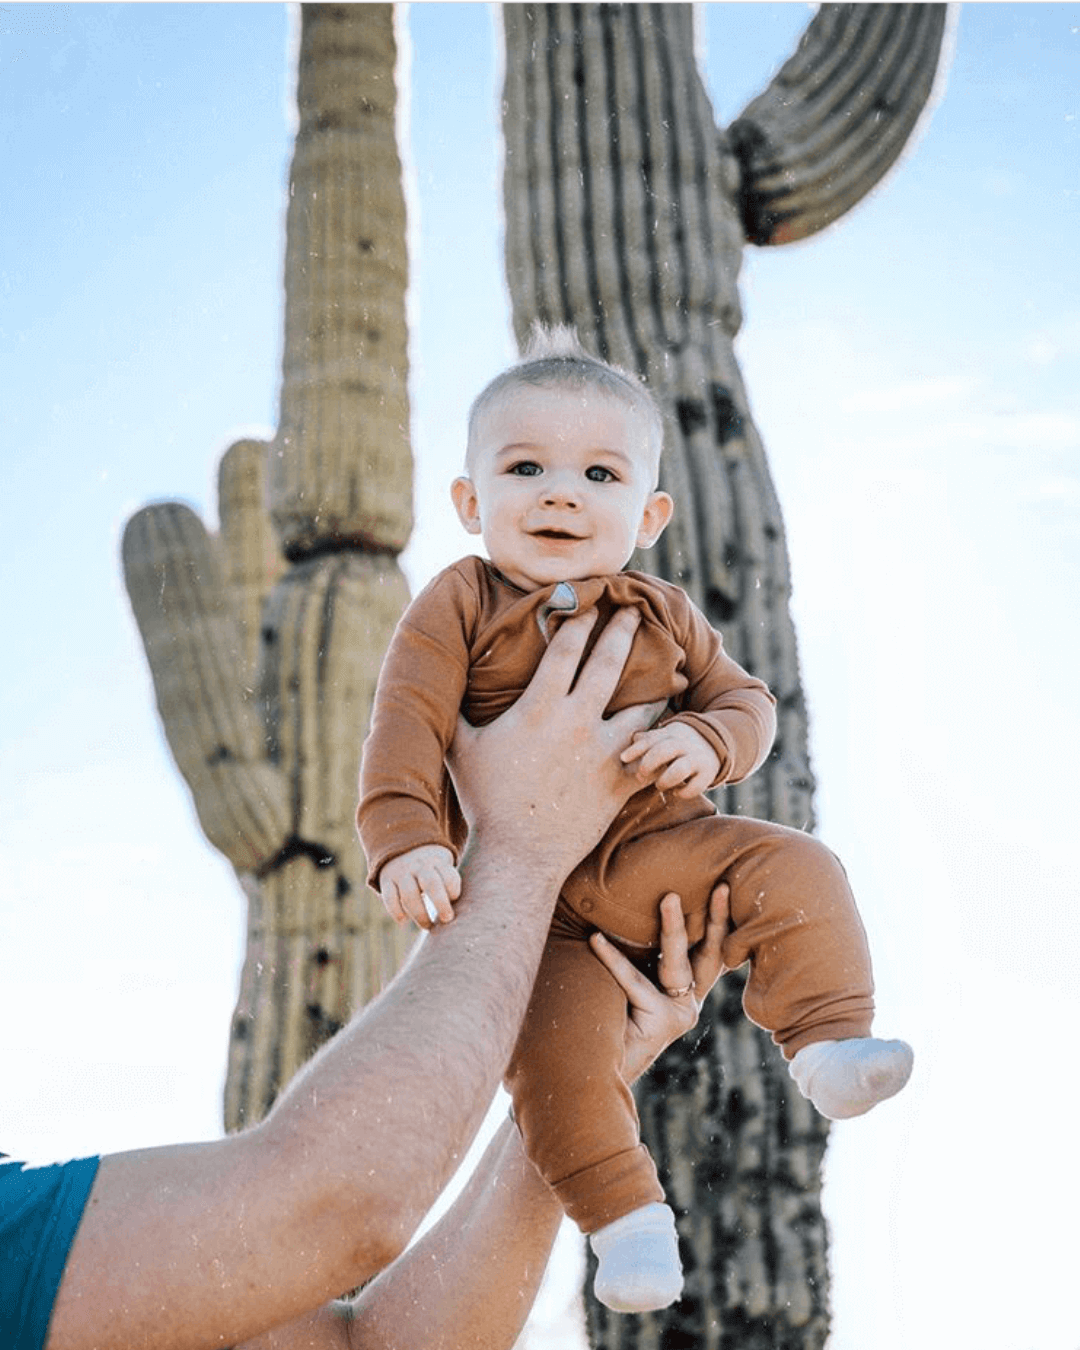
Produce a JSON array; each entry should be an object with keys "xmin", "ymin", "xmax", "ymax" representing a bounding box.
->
[
  {"xmin": 590, "ymin": 881, "xmax": 732, "ymax": 1084},
  {"xmin": 447, "ymin": 607, "xmax": 665, "ymax": 879}
]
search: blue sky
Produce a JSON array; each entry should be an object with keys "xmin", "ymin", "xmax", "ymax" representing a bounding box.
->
[{"xmin": 2, "ymin": 6, "xmax": 1078, "ymax": 1349}]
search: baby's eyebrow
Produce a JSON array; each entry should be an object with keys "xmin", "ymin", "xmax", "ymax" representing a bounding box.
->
[{"xmin": 492, "ymin": 443, "xmax": 635, "ymax": 467}]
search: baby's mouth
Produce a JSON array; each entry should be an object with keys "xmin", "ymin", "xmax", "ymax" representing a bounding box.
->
[{"xmin": 532, "ymin": 528, "xmax": 582, "ymax": 541}]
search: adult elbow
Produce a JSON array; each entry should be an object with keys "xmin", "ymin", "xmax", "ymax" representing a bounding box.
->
[
  {"xmin": 251, "ymin": 1114, "xmax": 419, "ymax": 1292},
  {"xmin": 339, "ymin": 1190, "xmax": 417, "ymax": 1283},
  {"xmin": 322, "ymin": 1156, "xmax": 435, "ymax": 1288}
]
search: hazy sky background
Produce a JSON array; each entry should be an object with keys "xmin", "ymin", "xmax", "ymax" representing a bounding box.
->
[{"xmin": 2, "ymin": 5, "xmax": 1078, "ymax": 1349}]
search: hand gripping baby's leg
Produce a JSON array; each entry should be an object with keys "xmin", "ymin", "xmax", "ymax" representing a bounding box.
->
[
  {"xmin": 789, "ymin": 1037, "xmax": 914, "ymax": 1120},
  {"xmin": 590, "ymin": 1201, "xmax": 683, "ymax": 1313}
]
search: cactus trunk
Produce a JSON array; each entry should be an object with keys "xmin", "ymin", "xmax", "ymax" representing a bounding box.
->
[{"xmin": 500, "ymin": 4, "xmax": 946, "ymax": 1344}]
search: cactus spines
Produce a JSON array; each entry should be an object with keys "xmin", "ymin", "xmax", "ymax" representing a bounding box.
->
[
  {"xmin": 500, "ymin": 4, "xmax": 946, "ymax": 1344},
  {"xmin": 123, "ymin": 3, "xmax": 414, "ymax": 1131}
]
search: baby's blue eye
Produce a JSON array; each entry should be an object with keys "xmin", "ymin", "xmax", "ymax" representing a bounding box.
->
[
  {"xmin": 586, "ymin": 465, "xmax": 617, "ymax": 483},
  {"xmin": 508, "ymin": 461, "xmax": 542, "ymax": 477}
]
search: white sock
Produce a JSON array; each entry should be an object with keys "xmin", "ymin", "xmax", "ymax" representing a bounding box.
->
[
  {"xmin": 589, "ymin": 1201, "xmax": 683, "ymax": 1313},
  {"xmin": 789, "ymin": 1037, "xmax": 914, "ymax": 1120}
]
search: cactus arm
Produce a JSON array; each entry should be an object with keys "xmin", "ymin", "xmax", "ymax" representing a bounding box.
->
[
  {"xmin": 122, "ymin": 503, "xmax": 290, "ymax": 873},
  {"xmin": 728, "ymin": 3, "xmax": 953, "ymax": 245},
  {"xmin": 217, "ymin": 437, "xmax": 284, "ymax": 692}
]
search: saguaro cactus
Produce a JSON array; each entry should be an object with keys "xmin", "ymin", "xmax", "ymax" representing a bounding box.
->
[
  {"xmin": 123, "ymin": 4, "xmax": 413, "ymax": 1131},
  {"xmin": 501, "ymin": 5, "xmax": 948, "ymax": 1346}
]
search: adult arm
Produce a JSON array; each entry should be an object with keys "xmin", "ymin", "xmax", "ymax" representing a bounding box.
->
[
  {"xmin": 238, "ymin": 881, "xmax": 732, "ymax": 1350},
  {"xmin": 47, "ymin": 608, "xmax": 657, "ymax": 1350}
]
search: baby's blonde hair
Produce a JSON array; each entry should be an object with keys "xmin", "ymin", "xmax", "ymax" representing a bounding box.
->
[{"xmin": 467, "ymin": 324, "xmax": 664, "ymax": 468}]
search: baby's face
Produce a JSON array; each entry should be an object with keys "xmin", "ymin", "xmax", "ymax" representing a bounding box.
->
[{"xmin": 452, "ymin": 385, "xmax": 672, "ymax": 591}]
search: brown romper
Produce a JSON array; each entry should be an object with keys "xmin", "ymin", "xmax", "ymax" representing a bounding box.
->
[{"xmin": 358, "ymin": 557, "xmax": 874, "ymax": 1233}]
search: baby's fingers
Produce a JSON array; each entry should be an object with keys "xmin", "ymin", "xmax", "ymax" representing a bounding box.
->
[
  {"xmin": 672, "ymin": 765, "xmax": 713, "ymax": 798},
  {"xmin": 389, "ymin": 872, "xmax": 439, "ymax": 929},
  {"xmin": 443, "ymin": 863, "xmax": 463, "ymax": 901},
  {"xmin": 417, "ymin": 882, "xmax": 455, "ymax": 925},
  {"xmin": 619, "ymin": 734, "xmax": 653, "ymax": 765},
  {"xmin": 383, "ymin": 885, "xmax": 410, "ymax": 928},
  {"xmin": 654, "ymin": 756, "xmax": 695, "ymax": 792},
  {"xmin": 624, "ymin": 739, "xmax": 677, "ymax": 782},
  {"xmin": 403, "ymin": 896, "xmax": 437, "ymax": 929},
  {"xmin": 381, "ymin": 883, "xmax": 409, "ymax": 926},
  {"xmin": 413, "ymin": 862, "xmax": 459, "ymax": 924}
]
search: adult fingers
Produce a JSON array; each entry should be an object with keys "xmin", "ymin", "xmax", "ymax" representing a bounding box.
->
[
  {"xmin": 569, "ymin": 607, "xmax": 641, "ymax": 711},
  {"xmin": 589, "ymin": 931, "xmax": 694, "ymax": 1084},
  {"xmin": 522, "ymin": 608, "xmax": 600, "ymax": 702},
  {"xmin": 606, "ymin": 698, "xmax": 668, "ymax": 749},
  {"xmin": 590, "ymin": 930, "xmax": 660, "ymax": 1013},
  {"xmin": 689, "ymin": 881, "xmax": 732, "ymax": 998},
  {"xmin": 656, "ymin": 894, "xmax": 696, "ymax": 1001}
]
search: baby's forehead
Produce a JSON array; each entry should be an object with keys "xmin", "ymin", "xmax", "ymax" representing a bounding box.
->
[{"xmin": 470, "ymin": 381, "xmax": 654, "ymax": 455}]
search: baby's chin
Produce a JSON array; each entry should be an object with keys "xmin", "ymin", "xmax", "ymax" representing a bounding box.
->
[
  {"xmin": 492, "ymin": 560, "xmax": 608, "ymax": 591},
  {"xmin": 489, "ymin": 550, "xmax": 634, "ymax": 592}
]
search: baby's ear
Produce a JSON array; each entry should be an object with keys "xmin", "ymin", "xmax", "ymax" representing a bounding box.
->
[
  {"xmin": 637, "ymin": 490, "xmax": 674, "ymax": 549},
  {"xmin": 451, "ymin": 476, "xmax": 483, "ymax": 535}
]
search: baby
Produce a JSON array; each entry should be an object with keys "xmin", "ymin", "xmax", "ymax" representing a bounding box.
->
[{"xmin": 357, "ymin": 328, "xmax": 912, "ymax": 1314}]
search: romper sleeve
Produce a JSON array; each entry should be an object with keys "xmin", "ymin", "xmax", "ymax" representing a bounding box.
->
[
  {"xmin": 356, "ymin": 562, "xmax": 480, "ymax": 888},
  {"xmin": 665, "ymin": 588, "xmax": 778, "ymax": 786}
]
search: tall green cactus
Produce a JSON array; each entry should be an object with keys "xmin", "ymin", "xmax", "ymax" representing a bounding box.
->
[
  {"xmin": 123, "ymin": 4, "xmax": 413, "ymax": 1132},
  {"xmin": 500, "ymin": 5, "xmax": 948, "ymax": 1346}
]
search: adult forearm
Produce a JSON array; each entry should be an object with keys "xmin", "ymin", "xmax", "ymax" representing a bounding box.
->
[{"xmin": 261, "ymin": 830, "xmax": 565, "ymax": 1270}]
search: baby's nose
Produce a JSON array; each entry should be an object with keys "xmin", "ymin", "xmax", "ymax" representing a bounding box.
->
[{"xmin": 541, "ymin": 476, "xmax": 581, "ymax": 506}]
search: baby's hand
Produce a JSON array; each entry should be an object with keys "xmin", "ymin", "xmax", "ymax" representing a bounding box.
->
[
  {"xmin": 620, "ymin": 721, "xmax": 721, "ymax": 799},
  {"xmin": 379, "ymin": 844, "xmax": 461, "ymax": 929}
]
